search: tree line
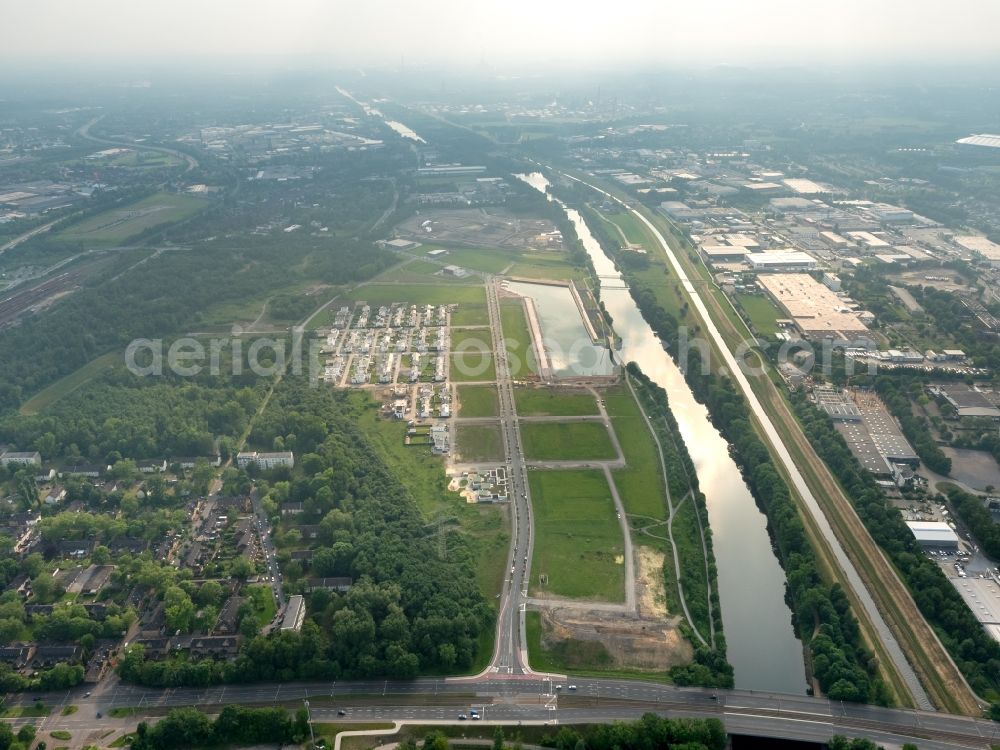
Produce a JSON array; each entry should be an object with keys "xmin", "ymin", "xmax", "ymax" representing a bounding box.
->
[
  {"xmin": 129, "ymin": 705, "xmax": 310, "ymax": 750},
  {"xmin": 627, "ymin": 275, "xmax": 887, "ymax": 703}
]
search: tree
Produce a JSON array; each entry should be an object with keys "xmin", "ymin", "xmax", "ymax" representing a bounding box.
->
[
  {"xmin": 197, "ymin": 580, "xmax": 224, "ymax": 607},
  {"xmin": 229, "ymin": 555, "xmax": 255, "ymax": 580},
  {"xmin": 422, "ymin": 732, "xmax": 449, "ymax": 750},
  {"xmin": 16, "ymin": 724, "xmax": 36, "ymax": 744},
  {"xmin": 493, "ymin": 726, "xmax": 505, "ymax": 750},
  {"xmin": 30, "ymin": 572, "xmax": 63, "ymax": 604},
  {"xmin": 192, "ymin": 459, "xmax": 215, "ymax": 495},
  {"xmin": 164, "ymin": 586, "xmax": 195, "ymax": 633}
]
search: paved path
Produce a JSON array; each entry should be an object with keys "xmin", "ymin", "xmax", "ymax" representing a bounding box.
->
[
  {"xmin": 624, "ymin": 375, "xmax": 710, "ymax": 647},
  {"xmin": 603, "ymin": 465, "xmax": 637, "ymax": 614}
]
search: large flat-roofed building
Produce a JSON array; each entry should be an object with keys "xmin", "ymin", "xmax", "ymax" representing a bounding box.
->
[
  {"xmin": 782, "ymin": 178, "xmax": 828, "ymax": 194},
  {"xmin": 757, "ymin": 274, "xmax": 871, "ymax": 342},
  {"xmin": 852, "ymin": 390, "xmax": 918, "ymax": 465},
  {"xmin": 906, "ymin": 521, "xmax": 960, "ymax": 550},
  {"xmin": 927, "ymin": 383, "xmax": 1000, "ymax": 419},
  {"xmin": 835, "ymin": 420, "xmax": 893, "ymax": 476},
  {"xmin": 953, "ymin": 577, "xmax": 1000, "ymax": 644},
  {"xmin": 746, "ymin": 251, "xmax": 816, "ymax": 272},
  {"xmin": 0, "ymin": 451, "xmax": 41, "ymax": 467},
  {"xmin": 846, "ymin": 231, "xmax": 891, "ymax": 250},
  {"xmin": 281, "ymin": 595, "xmax": 305, "ymax": 632},
  {"xmin": 957, "ymin": 134, "xmax": 1000, "ymax": 150},
  {"xmin": 236, "ymin": 451, "xmax": 295, "ymax": 470},
  {"xmin": 955, "ymin": 235, "xmax": 1000, "ymax": 266},
  {"xmin": 700, "ymin": 245, "xmax": 749, "ymax": 263}
]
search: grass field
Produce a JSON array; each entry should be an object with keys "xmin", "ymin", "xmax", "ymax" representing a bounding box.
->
[
  {"xmin": 0, "ymin": 704, "xmax": 50, "ymax": 718},
  {"xmin": 603, "ymin": 210, "xmax": 649, "ymax": 246},
  {"xmin": 435, "ymin": 246, "xmax": 517, "ymax": 274},
  {"xmin": 57, "ymin": 192, "xmax": 206, "ymax": 245},
  {"xmin": 736, "ymin": 293, "xmax": 782, "ymax": 337},
  {"xmin": 19, "ymin": 351, "xmax": 120, "ymax": 415},
  {"xmin": 521, "ymin": 421, "xmax": 616, "ymax": 461},
  {"xmin": 505, "ymin": 259, "xmax": 581, "ymax": 282},
  {"xmin": 347, "ymin": 283, "xmax": 486, "ymax": 307},
  {"xmin": 514, "ymin": 387, "xmax": 598, "ymax": 417},
  {"xmin": 376, "ymin": 260, "xmax": 469, "ymax": 284},
  {"xmin": 456, "ymin": 424, "xmax": 504, "ymax": 462},
  {"xmin": 529, "ymin": 469, "xmax": 625, "ymax": 601},
  {"xmin": 450, "ymin": 305, "xmax": 490, "ymax": 327},
  {"xmin": 457, "ymin": 385, "xmax": 499, "ymax": 418},
  {"xmin": 604, "ymin": 385, "xmax": 668, "ymax": 520},
  {"xmin": 450, "ymin": 329, "xmax": 492, "ymax": 355},
  {"xmin": 499, "ymin": 299, "xmax": 537, "ymax": 377},
  {"xmin": 450, "ymin": 351, "xmax": 495, "ymax": 382}
]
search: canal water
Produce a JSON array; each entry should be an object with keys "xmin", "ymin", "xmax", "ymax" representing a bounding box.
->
[
  {"xmin": 505, "ymin": 280, "xmax": 614, "ymax": 378},
  {"xmin": 517, "ymin": 172, "xmax": 806, "ymax": 694}
]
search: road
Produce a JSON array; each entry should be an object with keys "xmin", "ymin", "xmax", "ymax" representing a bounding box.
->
[
  {"xmin": 249, "ymin": 487, "xmax": 286, "ymax": 615},
  {"xmin": 478, "ymin": 276, "xmax": 535, "ymax": 677},
  {"xmin": 76, "ymin": 116, "xmax": 199, "ymax": 173},
  {"xmin": 0, "ymin": 218, "xmax": 60, "ymax": 257},
  {"xmin": 12, "ymin": 678, "xmax": 1000, "ymax": 750},
  {"xmin": 561, "ymin": 172, "xmax": 935, "ymax": 711}
]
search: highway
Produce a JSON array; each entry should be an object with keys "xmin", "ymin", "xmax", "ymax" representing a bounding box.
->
[
  {"xmin": 559, "ymin": 171, "xmax": 935, "ymax": 711},
  {"xmin": 13, "ymin": 678, "xmax": 1000, "ymax": 750}
]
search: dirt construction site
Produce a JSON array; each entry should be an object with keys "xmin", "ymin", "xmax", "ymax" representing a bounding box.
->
[
  {"xmin": 396, "ymin": 208, "xmax": 564, "ymax": 251},
  {"xmin": 533, "ymin": 546, "xmax": 692, "ymax": 672}
]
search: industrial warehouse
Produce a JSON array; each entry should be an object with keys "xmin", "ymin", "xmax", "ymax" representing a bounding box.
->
[{"xmin": 756, "ymin": 273, "xmax": 873, "ymax": 343}]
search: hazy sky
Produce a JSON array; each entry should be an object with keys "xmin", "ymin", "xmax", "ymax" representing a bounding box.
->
[{"xmin": 6, "ymin": 0, "xmax": 1000, "ymax": 69}]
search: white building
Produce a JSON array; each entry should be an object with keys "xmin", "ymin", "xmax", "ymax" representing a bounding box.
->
[
  {"xmin": 236, "ymin": 451, "xmax": 295, "ymax": 470},
  {"xmin": 906, "ymin": 521, "xmax": 960, "ymax": 550},
  {"xmin": 747, "ymin": 251, "xmax": 817, "ymax": 272},
  {"xmin": 0, "ymin": 451, "xmax": 41, "ymax": 467},
  {"xmin": 281, "ymin": 595, "xmax": 306, "ymax": 632}
]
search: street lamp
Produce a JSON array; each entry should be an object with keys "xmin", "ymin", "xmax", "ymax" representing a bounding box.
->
[{"xmin": 304, "ymin": 699, "xmax": 316, "ymax": 749}]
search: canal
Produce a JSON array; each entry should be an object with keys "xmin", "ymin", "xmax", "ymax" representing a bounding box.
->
[{"xmin": 517, "ymin": 172, "xmax": 807, "ymax": 694}]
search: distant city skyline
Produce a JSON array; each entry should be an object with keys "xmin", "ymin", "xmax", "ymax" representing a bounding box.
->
[{"xmin": 5, "ymin": 0, "xmax": 1000, "ymax": 69}]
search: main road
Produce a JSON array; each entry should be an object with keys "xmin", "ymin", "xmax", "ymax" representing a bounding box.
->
[
  {"xmin": 14, "ymin": 678, "xmax": 1000, "ymax": 750},
  {"xmin": 474, "ymin": 276, "xmax": 536, "ymax": 676}
]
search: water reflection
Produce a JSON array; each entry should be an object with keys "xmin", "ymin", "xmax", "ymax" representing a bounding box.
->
[
  {"xmin": 517, "ymin": 172, "xmax": 806, "ymax": 693},
  {"xmin": 506, "ymin": 280, "xmax": 613, "ymax": 377}
]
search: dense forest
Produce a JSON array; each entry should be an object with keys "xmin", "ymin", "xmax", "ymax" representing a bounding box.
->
[
  {"xmin": 0, "ymin": 368, "xmax": 264, "ymax": 462},
  {"xmin": 0, "ymin": 234, "xmax": 394, "ymax": 412},
  {"xmin": 118, "ymin": 379, "xmax": 491, "ymax": 686}
]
